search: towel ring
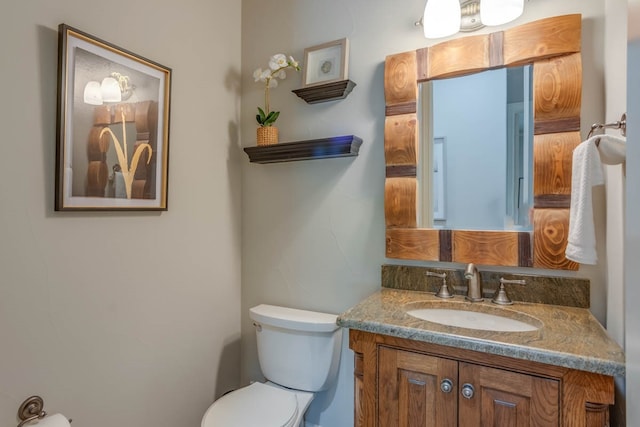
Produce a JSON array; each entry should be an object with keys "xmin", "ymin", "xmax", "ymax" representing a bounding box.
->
[{"xmin": 587, "ymin": 113, "xmax": 627, "ymax": 140}]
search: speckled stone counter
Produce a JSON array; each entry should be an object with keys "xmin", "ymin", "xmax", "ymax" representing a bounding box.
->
[{"xmin": 337, "ymin": 288, "xmax": 625, "ymax": 377}]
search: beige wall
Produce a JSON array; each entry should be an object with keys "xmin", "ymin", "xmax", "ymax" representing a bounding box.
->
[
  {"xmin": 0, "ymin": 1, "xmax": 242, "ymax": 426},
  {"xmin": 241, "ymin": 0, "xmax": 610, "ymax": 425}
]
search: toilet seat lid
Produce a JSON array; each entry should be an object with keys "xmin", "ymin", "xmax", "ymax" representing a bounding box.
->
[{"xmin": 202, "ymin": 382, "xmax": 298, "ymax": 427}]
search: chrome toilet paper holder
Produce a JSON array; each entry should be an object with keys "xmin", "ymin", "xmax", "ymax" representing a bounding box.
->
[{"xmin": 16, "ymin": 396, "xmax": 71, "ymax": 427}]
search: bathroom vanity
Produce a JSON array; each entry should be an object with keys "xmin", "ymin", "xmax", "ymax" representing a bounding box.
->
[{"xmin": 338, "ymin": 289, "xmax": 625, "ymax": 427}]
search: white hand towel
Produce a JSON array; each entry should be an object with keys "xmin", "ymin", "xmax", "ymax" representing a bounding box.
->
[
  {"xmin": 596, "ymin": 134, "xmax": 626, "ymax": 165},
  {"xmin": 565, "ymin": 136, "xmax": 604, "ymax": 264}
]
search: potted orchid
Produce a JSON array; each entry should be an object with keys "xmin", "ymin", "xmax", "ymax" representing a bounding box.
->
[{"xmin": 253, "ymin": 53, "xmax": 301, "ymax": 145}]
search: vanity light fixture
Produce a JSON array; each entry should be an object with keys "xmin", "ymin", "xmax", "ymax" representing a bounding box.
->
[
  {"xmin": 416, "ymin": 0, "xmax": 524, "ymax": 38},
  {"xmin": 83, "ymin": 72, "xmax": 135, "ymax": 105}
]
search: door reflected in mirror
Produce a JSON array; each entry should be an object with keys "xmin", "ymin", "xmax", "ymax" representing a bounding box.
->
[{"xmin": 421, "ymin": 65, "xmax": 533, "ymax": 231}]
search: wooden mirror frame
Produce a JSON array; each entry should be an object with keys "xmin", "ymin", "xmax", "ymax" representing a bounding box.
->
[{"xmin": 384, "ymin": 14, "xmax": 582, "ymax": 270}]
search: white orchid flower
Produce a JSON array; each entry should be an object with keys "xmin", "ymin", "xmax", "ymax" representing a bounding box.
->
[
  {"xmin": 253, "ymin": 68, "xmax": 264, "ymax": 82},
  {"xmin": 254, "ymin": 52, "xmax": 302, "ymax": 127},
  {"xmin": 260, "ymin": 69, "xmax": 271, "ymax": 81},
  {"xmin": 269, "ymin": 54, "xmax": 288, "ymax": 70}
]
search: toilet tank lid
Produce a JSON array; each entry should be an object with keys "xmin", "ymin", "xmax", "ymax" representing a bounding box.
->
[{"xmin": 249, "ymin": 304, "xmax": 340, "ymax": 332}]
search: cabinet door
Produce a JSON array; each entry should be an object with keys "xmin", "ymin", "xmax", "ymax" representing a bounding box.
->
[
  {"xmin": 378, "ymin": 346, "xmax": 458, "ymax": 427},
  {"xmin": 458, "ymin": 362, "xmax": 560, "ymax": 427}
]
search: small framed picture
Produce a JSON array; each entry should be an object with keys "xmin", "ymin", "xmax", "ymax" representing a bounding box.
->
[
  {"xmin": 55, "ymin": 24, "xmax": 171, "ymax": 211},
  {"xmin": 302, "ymin": 38, "xmax": 349, "ymax": 87}
]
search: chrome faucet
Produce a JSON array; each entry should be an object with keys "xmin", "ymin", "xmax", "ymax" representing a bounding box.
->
[{"xmin": 464, "ymin": 263, "xmax": 483, "ymax": 302}]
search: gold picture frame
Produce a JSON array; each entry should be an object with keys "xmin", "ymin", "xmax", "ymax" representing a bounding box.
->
[
  {"xmin": 55, "ymin": 24, "xmax": 172, "ymax": 211},
  {"xmin": 302, "ymin": 38, "xmax": 349, "ymax": 87}
]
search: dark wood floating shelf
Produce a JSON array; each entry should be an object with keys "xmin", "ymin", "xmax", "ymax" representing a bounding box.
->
[
  {"xmin": 292, "ymin": 80, "xmax": 356, "ymax": 104},
  {"xmin": 244, "ymin": 135, "xmax": 363, "ymax": 164}
]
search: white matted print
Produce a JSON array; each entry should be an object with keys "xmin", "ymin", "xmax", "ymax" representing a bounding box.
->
[{"xmin": 302, "ymin": 38, "xmax": 349, "ymax": 87}]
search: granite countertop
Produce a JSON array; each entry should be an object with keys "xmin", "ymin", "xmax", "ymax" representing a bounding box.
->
[{"xmin": 337, "ymin": 288, "xmax": 625, "ymax": 377}]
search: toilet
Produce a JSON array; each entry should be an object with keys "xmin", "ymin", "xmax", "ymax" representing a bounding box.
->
[{"xmin": 201, "ymin": 304, "xmax": 343, "ymax": 427}]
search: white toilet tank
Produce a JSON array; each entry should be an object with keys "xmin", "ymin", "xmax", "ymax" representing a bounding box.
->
[{"xmin": 249, "ymin": 304, "xmax": 342, "ymax": 392}]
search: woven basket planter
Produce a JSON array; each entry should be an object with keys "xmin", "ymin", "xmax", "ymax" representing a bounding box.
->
[{"xmin": 257, "ymin": 126, "xmax": 279, "ymax": 146}]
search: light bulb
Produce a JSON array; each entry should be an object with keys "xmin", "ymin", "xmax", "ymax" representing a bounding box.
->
[
  {"xmin": 101, "ymin": 77, "xmax": 122, "ymax": 103},
  {"xmin": 423, "ymin": 0, "xmax": 461, "ymax": 38},
  {"xmin": 83, "ymin": 81, "xmax": 103, "ymax": 105}
]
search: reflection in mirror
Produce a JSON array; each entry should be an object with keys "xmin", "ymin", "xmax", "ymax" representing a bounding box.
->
[{"xmin": 421, "ymin": 66, "xmax": 533, "ymax": 231}]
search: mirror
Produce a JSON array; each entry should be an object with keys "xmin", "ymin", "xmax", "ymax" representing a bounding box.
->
[
  {"xmin": 384, "ymin": 14, "xmax": 582, "ymax": 270},
  {"xmin": 422, "ymin": 66, "xmax": 533, "ymax": 231}
]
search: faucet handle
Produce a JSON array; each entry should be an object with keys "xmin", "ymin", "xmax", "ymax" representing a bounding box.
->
[
  {"xmin": 500, "ymin": 278, "xmax": 526, "ymax": 286},
  {"xmin": 492, "ymin": 278, "xmax": 526, "ymax": 305},
  {"xmin": 426, "ymin": 271, "xmax": 453, "ymax": 299}
]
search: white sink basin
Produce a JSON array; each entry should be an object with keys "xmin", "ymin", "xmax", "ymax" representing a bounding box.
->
[{"xmin": 406, "ymin": 308, "xmax": 540, "ymax": 332}]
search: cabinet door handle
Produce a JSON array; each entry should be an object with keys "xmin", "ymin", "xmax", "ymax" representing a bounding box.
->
[
  {"xmin": 440, "ymin": 379, "xmax": 453, "ymax": 393},
  {"xmin": 461, "ymin": 383, "xmax": 475, "ymax": 399}
]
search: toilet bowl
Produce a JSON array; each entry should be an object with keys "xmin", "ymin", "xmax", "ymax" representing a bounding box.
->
[
  {"xmin": 202, "ymin": 382, "xmax": 314, "ymax": 427},
  {"xmin": 200, "ymin": 304, "xmax": 342, "ymax": 427}
]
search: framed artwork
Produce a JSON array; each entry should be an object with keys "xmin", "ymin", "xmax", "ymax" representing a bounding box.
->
[
  {"xmin": 302, "ymin": 38, "xmax": 349, "ymax": 87},
  {"xmin": 55, "ymin": 24, "xmax": 172, "ymax": 211}
]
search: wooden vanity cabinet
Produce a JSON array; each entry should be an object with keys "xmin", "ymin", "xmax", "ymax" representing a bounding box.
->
[
  {"xmin": 350, "ymin": 330, "xmax": 614, "ymax": 427},
  {"xmin": 378, "ymin": 346, "xmax": 458, "ymax": 426}
]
